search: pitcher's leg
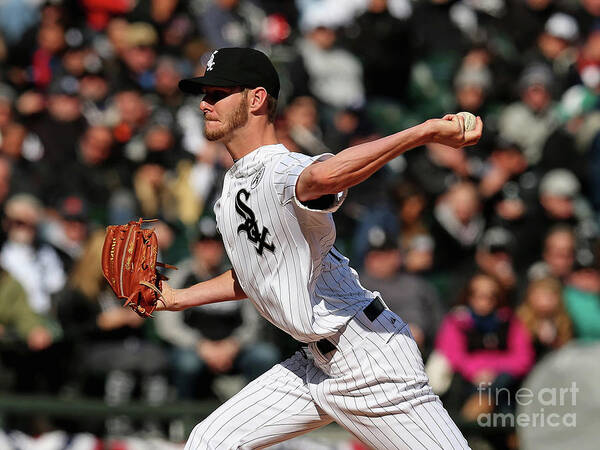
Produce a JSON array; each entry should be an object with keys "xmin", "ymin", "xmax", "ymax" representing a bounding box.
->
[
  {"xmin": 326, "ymin": 394, "xmax": 469, "ymax": 450},
  {"xmin": 311, "ymin": 321, "xmax": 469, "ymax": 450},
  {"xmin": 185, "ymin": 351, "xmax": 332, "ymax": 450}
]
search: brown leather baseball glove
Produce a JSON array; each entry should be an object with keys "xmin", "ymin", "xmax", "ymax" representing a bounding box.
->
[{"xmin": 101, "ymin": 218, "xmax": 176, "ymax": 317}]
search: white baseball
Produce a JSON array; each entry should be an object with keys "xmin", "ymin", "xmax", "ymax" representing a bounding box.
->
[{"xmin": 457, "ymin": 111, "xmax": 476, "ymax": 132}]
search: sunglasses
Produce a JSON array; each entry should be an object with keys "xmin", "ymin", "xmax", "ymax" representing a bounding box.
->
[{"xmin": 7, "ymin": 218, "xmax": 36, "ymax": 229}]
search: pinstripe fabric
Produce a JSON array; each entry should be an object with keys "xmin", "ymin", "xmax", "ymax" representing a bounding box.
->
[
  {"xmin": 215, "ymin": 145, "xmax": 374, "ymax": 343},
  {"xmin": 185, "ymin": 311, "xmax": 470, "ymax": 449},
  {"xmin": 306, "ymin": 310, "xmax": 470, "ymax": 449},
  {"xmin": 185, "ymin": 352, "xmax": 332, "ymax": 449},
  {"xmin": 187, "ymin": 145, "xmax": 470, "ymax": 449}
]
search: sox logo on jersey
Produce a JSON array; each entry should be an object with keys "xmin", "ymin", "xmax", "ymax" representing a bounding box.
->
[{"xmin": 235, "ymin": 189, "xmax": 275, "ymax": 256}]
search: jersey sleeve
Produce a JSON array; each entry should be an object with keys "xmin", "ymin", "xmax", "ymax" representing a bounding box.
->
[{"xmin": 273, "ymin": 152, "xmax": 347, "ymax": 213}]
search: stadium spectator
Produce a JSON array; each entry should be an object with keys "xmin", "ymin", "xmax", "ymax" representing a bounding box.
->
[
  {"xmin": 410, "ymin": 0, "xmax": 470, "ymax": 57},
  {"xmin": 56, "ymin": 230, "xmax": 169, "ymax": 434},
  {"xmin": 479, "ymin": 137, "xmax": 547, "ymax": 270},
  {"xmin": 0, "ymin": 267, "xmax": 61, "ymax": 397},
  {"xmin": 435, "ymin": 273, "xmax": 535, "ymax": 421},
  {"xmin": 110, "ymin": 89, "xmax": 150, "ymax": 150},
  {"xmin": 289, "ymin": 9, "xmax": 365, "ymax": 110},
  {"xmin": 0, "ymin": 122, "xmax": 46, "ymax": 199},
  {"xmin": 155, "ymin": 217, "xmax": 279, "ymax": 399},
  {"xmin": 479, "ymin": 138, "xmax": 531, "ymax": 204},
  {"xmin": 343, "ymin": 0, "xmax": 413, "ymax": 101},
  {"xmin": 498, "ymin": 63, "xmax": 559, "ymax": 165},
  {"xmin": 454, "ymin": 61, "xmax": 492, "ymax": 104},
  {"xmin": 539, "ymin": 87, "xmax": 596, "ymax": 183},
  {"xmin": 30, "ymin": 21, "xmax": 67, "ymax": 89},
  {"xmin": 474, "ymin": 227, "xmax": 519, "ymax": 302},
  {"xmin": 529, "ymin": 225, "xmax": 577, "ymax": 282},
  {"xmin": 26, "ymin": 77, "xmax": 88, "ymax": 205},
  {"xmin": 526, "ymin": 12, "xmax": 580, "ymax": 93},
  {"xmin": 0, "ymin": 193, "xmax": 65, "ymax": 315},
  {"xmin": 56, "ymin": 125, "xmax": 126, "ymax": 221},
  {"xmin": 277, "ymin": 95, "xmax": 328, "ymax": 156},
  {"xmin": 563, "ymin": 240, "xmax": 600, "ymax": 341},
  {"xmin": 118, "ymin": 22, "xmax": 159, "ymax": 92},
  {"xmin": 405, "ymin": 142, "xmax": 473, "ymax": 200},
  {"xmin": 42, "ymin": 195, "xmax": 90, "ymax": 273},
  {"xmin": 59, "ymin": 28, "xmax": 92, "ymax": 79},
  {"xmin": 430, "ymin": 181, "xmax": 484, "ymax": 276},
  {"xmin": 359, "ymin": 225, "xmax": 444, "ymax": 355},
  {"xmin": 534, "ymin": 169, "xmax": 597, "ymax": 244},
  {"xmin": 501, "ymin": 0, "xmax": 557, "ymax": 55},
  {"xmin": 391, "ymin": 180, "xmax": 429, "ymax": 250},
  {"xmin": 197, "ymin": 0, "xmax": 267, "ymax": 49},
  {"xmin": 322, "ymin": 106, "xmax": 376, "ymax": 153},
  {"xmin": 79, "ymin": 65, "xmax": 112, "ymax": 126},
  {"xmin": 517, "ymin": 277, "xmax": 572, "ymax": 361},
  {"xmin": 0, "ymin": 269, "xmax": 53, "ymax": 352},
  {"xmin": 402, "ymin": 233, "xmax": 436, "ymax": 276}
]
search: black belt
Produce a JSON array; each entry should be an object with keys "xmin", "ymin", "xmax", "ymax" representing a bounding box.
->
[{"xmin": 316, "ymin": 296, "xmax": 385, "ymax": 355}]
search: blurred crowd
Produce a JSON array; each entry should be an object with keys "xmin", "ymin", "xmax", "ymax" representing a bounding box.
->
[{"xmin": 1, "ymin": 0, "xmax": 600, "ymax": 446}]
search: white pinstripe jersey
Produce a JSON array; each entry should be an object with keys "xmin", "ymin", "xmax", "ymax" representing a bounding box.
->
[{"xmin": 214, "ymin": 144, "xmax": 379, "ymax": 343}]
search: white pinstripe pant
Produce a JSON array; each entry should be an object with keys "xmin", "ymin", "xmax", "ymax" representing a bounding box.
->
[{"xmin": 185, "ymin": 309, "xmax": 470, "ymax": 449}]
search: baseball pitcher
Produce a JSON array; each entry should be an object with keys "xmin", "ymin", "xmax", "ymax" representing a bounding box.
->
[{"xmin": 157, "ymin": 47, "xmax": 481, "ymax": 449}]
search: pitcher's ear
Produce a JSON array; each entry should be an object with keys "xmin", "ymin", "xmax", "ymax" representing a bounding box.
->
[{"xmin": 248, "ymin": 87, "xmax": 268, "ymax": 111}]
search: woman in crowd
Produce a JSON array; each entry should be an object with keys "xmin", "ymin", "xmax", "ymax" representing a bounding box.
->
[
  {"xmin": 435, "ymin": 273, "xmax": 535, "ymax": 421},
  {"xmin": 517, "ymin": 277, "xmax": 572, "ymax": 361}
]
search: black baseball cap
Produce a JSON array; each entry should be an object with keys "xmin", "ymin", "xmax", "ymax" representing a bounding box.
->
[
  {"xmin": 478, "ymin": 227, "xmax": 514, "ymax": 254},
  {"xmin": 195, "ymin": 216, "xmax": 220, "ymax": 242},
  {"xmin": 366, "ymin": 226, "xmax": 399, "ymax": 251},
  {"xmin": 178, "ymin": 48, "xmax": 280, "ymax": 99}
]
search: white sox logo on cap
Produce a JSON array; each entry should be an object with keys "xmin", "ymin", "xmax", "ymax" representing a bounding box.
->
[
  {"xmin": 206, "ymin": 50, "xmax": 218, "ymax": 71},
  {"xmin": 178, "ymin": 47, "xmax": 280, "ymax": 98}
]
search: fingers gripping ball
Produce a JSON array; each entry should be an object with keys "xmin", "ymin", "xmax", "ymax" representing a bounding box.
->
[
  {"xmin": 101, "ymin": 218, "xmax": 176, "ymax": 317},
  {"xmin": 457, "ymin": 111, "xmax": 477, "ymax": 132}
]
